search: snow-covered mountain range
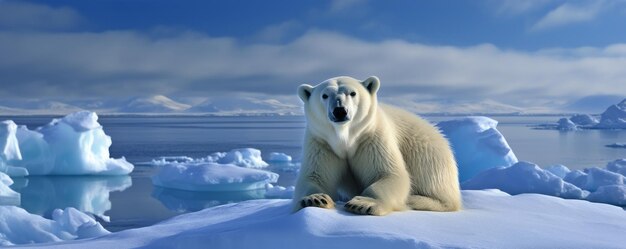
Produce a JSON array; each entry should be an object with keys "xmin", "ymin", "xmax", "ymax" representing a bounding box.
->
[{"xmin": 0, "ymin": 94, "xmax": 622, "ymax": 116}]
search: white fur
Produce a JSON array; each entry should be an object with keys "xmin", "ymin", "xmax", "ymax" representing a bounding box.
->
[{"xmin": 294, "ymin": 76, "xmax": 461, "ymax": 215}]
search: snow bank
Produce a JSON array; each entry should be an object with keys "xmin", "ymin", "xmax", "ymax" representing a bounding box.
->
[
  {"xmin": 0, "ymin": 171, "xmax": 19, "ymax": 205},
  {"xmin": 152, "ymin": 163, "xmax": 278, "ymax": 191},
  {"xmin": 462, "ymin": 161, "xmax": 587, "ymax": 199},
  {"xmin": 437, "ymin": 116, "xmax": 518, "ymax": 181},
  {"xmin": 27, "ymin": 190, "xmax": 626, "ymax": 249},
  {"xmin": 0, "ymin": 206, "xmax": 109, "ymax": 246},
  {"xmin": 596, "ymin": 98, "xmax": 626, "ymax": 129},
  {"xmin": 0, "ymin": 111, "xmax": 133, "ymax": 176}
]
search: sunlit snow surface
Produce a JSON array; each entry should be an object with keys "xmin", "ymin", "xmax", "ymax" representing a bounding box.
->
[
  {"xmin": 437, "ymin": 116, "xmax": 518, "ymax": 181},
  {"xmin": 0, "ymin": 206, "xmax": 109, "ymax": 246},
  {"xmin": 0, "ymin": 111, "xmax": 133, "ymax": 176},
  {"xmin": 23, "ymin": 190, "xmax": 626, "ymax": 249}
]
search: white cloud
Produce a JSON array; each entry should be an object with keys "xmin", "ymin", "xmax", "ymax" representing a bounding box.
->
[
  {"xmin": 1, "ymin": 29, "xmax": 626, "ymax": 107},
  {"xmin": 492, "ymin": 0, "xmax": 554, "ymax": 15},
  {"xmin": 0, "ymin": 1, "xmax": 82, "ymax": 31},
  {"xmin": 531, "ymin": 1, "xmax": 605, "ymax": 31}
]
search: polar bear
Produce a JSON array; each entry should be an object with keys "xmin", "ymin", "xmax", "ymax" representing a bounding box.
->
[{"xmin": 293, "ymin": 76, "xmax": 461, "ymax": 215}]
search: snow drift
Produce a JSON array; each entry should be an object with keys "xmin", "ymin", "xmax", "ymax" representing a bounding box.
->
[{"xmin": 23, "ymin": 190, "xmax": 626, "ymax": 249}]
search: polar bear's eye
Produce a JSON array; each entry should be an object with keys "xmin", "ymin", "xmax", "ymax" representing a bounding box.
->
[
  {"xmin": 322, "ymin": 94, "xmax": 328, "ymax": 99},
  {"xmin": 350, "ymin": 92, "xmax": 356, "ymax": 97}
]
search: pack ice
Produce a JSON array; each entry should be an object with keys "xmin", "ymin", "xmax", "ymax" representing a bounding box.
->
[{"xmin": 0, "ymin": 111, "xmax": 133, "ymax": 176}]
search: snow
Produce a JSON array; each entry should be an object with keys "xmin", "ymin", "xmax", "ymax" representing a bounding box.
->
[
  {"xmin": 0, "ymin": 206, "xmax": 109, "ymax": 246},
  {"xmin": 462, "ymin": 161, "xmax": 587, "ymax": 199},
  {"xmin": 120, "ymin": 95, "xmax": 191, "ymax": 113},
  {"xmin": 24, "ymin": 190, "xmax": 626, "ymax": 249},
  {"xmin": 596, "ymin": 99, "xmax": 626, "ymax": 129},
  {"xmin": 0, "ymin": 171, "xmax": 19, "ymax": 205},
  {"xmin": 557, "ymin": 117, "xmax": 578, "ymax": 130},
  {"xmin": 0, "ymin": 111, "xmax": 133, "ymax": 176},
  {"xmin": 587, "ymin": 185, "xmax": 626, "ymax": 206},
  {"xmin": 436, "ymin": 116, "xmax": 518, "ymax": 181},
  {"xmin": 152, "ymin": 163, "xmax": 278, "ymax": 192}
]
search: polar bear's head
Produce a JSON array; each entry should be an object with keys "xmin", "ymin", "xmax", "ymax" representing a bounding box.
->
[{"xmin": 298, "ymin": 76, "xmax": 380, "ymax": 128}]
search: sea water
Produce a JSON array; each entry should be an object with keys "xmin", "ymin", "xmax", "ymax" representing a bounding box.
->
[{"xmin": 3, "ymin": 115, "xmax": 626, "ymax": 231}]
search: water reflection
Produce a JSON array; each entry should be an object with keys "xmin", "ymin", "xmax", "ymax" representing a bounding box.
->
[
  {"xmin": 11, "ymin": 176, "xmax": 132, "ymax": 221},
  {"xmin": 152, "ymin": 187, "xmax": 265, "ymax": 212}
]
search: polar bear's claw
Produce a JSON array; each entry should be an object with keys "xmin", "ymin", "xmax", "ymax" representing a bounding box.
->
[{"xmin": 300, "ymin": 193, "xmax": 335, "ymax": 209}]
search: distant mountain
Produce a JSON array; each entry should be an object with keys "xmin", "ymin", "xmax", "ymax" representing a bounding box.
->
[
  {"xmin": 188, "ymin": 96, "xmax": 302, "ymax": 115},
  {"xmin": 564, "ymin": 95, "xmax": 626, "ymax": 114},
  {"xmin": 382, "ymin": 98, "xmax": 529, "ymax": 115},
  {"xmin": 118, "ymin": 95, "xmax": 191, "ymax": 113}
]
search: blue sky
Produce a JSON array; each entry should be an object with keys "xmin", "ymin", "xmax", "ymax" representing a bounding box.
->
[{"xmin": 1, "ymin": 0, "xmax": 626, "ymax": 108}]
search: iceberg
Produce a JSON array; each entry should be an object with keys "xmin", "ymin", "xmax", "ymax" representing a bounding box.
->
[
  {"xmin": 596, "ymin": 99, "xmax": 626, "ymax": 129},
  {"xmin": 461, "ymin": 161, "xmax": 587, "ymax": 199},
  {"xmin": 587, "ymin": 185, "xmax": 626, "ymax": 206},
  {"xmin": 569, "ymin": 114, "xmax": 598, "ymax": 126},
  {"xmin": 556, "ymin": 118, "xmax": 578, "ymax": 131},
  {"xmin": 564, "ymin": 167, "xmax": 625, "ymax": 192},
  {"xmin": 267, "ymin": 152, "xmax": 292, "ymax": 162},
  {"xmin": 24, "ymin": 190, "xmax": 626, "ymax": 249},
  {"xmin": 264, "ymin": 183, "xmax": 295, "ymax": 199},
  {"xmin": 606, "ymin": 159, "xmax": 626, "ymax": 176},
  {"xmin": 152, "ymin": 163, "xmax": 278, "ymax": 192},
  {"xmin": 0, "ymin": 111, "xmax": 133, "ymax": 176},
  {"xmin": 0, "ymin": 206, "xmax": 109, "ymax": 246},
  {"xmin": 0, "ymin": 171, "xmax": 20, "ymax": 205},
  {"xmin": 437, "ymin": 116, "xmax": 518, "ymax": 181},
  {"xmin": 606, "ymin": 143, "xmax": 626, "ymax": 149},
  {"xmin": 545, "ymin": 164, "xmax": 571, "ymax": 178}
]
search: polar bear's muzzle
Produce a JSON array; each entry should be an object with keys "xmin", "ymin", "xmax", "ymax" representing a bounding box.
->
[{"xmin": 330, "ymin": 107, "xmax": 349, "ymax": 123}]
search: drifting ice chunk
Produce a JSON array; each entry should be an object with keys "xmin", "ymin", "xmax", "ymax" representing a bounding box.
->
[
  {"xmin": 545, "ymin": 164, "xmax": 571, "ymax": 178},
  {"xmin": 606, "ymin": 143, "xmax": 626, "ymax": 148},
  {"xmin": 569, "ymin": 114, "xmax": 598, "ymax": 126},
  {"xmin": 437, "ymin": 116, "xmax": 518, "ymax": 181},
  {"xmin": 557, "ymin": 118, "xmax": 577, "ymax": 131},
  {"xmin": 214, "ymin": 148, "xmax": 269, "ymax": 168},
  {"xmin": 152, "ymin": 163, "xmax": 278, "ymax": 191},
  {"xmin": 0, "ymin": 111, "xmax": 133, "ymax": 175},
  {"xmin": 267, "ymin": 152, "xmax": 292, "ymax": 162},
  {"xmin": 462, "ymin": 161, "xmax": 587, "ymax": 199},
  {"xmin": 0, "ymin": 171, "xmax": 20, "ymax": 205},
  {"xmin": 264, "ymin": 183, "xmax": 295, "ymax": 199},
  {"xmin": 0, "ymin": 206, "xmax": 109, "ymax": 246},
  {"xmin": 586, "ymin": 185, "xmax": 626, "ymax": 206},
  {"xmin": 596, "ymin": 99, "xmax": 626, "ymax": 129},
  {"xmin": 149, "ymin": 156, "xmax": 195, "ymax": 165},
  {"xmin": 606, "ymin": 159, "xmax": 626, "ymax": 176},
  {"xmin": 565, "ymin": 167, "xmax": 625, "ymax": 192}
]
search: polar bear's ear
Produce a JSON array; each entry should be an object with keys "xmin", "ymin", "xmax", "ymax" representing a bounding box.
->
[
  {"xmin": 361, "ymin": 76, "xmax": 380, "ymax": 95},
  {"xmin": 298, "ymin": 84, "xmax": 314, "ymax": 102}
]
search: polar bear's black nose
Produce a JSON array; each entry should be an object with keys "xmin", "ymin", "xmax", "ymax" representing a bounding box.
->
[{"xmin": 333, "ymin": 107, "xmax": 348, "ymax": 121}]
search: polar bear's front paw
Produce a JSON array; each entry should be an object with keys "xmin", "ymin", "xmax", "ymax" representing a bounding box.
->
[
  {"xmin": 345, "ymin": 196, "xmax": 388, "ymax": 216},
  {"xmin": 300, "ymin": 193, "xmax": 335, "ymax": 209}
]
